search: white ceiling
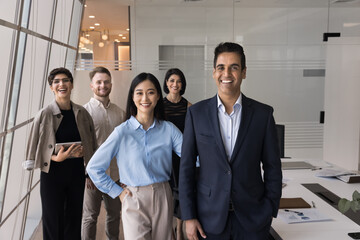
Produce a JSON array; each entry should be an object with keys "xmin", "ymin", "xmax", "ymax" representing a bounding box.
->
[{"xmin": 81, "ymin": 0, "xmax": 360, "ymax": 42}]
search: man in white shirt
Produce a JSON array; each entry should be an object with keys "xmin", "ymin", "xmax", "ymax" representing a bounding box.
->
[{"xmin": 82, "ymin": 67, "xmax": 126, "ymax": 240}]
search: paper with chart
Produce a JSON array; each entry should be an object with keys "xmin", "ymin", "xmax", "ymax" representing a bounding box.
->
[{"xmin": 278, "ymin": 209, "xmax": 332, "ymax": 224}]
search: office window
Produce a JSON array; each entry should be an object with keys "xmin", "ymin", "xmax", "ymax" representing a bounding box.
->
[
  {"xmin": 52, "ymin": 0, "xmax": 73, "ymax": 44},
  {"xmin": 1, "ymin": 128, "xmax": 29, "ymax": 219},
  {"xmin": 48, "ymin": 43, "xmax": 67, "ymax": 73},
  {"xmin": 0, "ymin": 201, "xmax": 26, "ymax": 239},
  {"xmin": 23, "ymin": 183, "xmax": 41, "ymax": 240},
  {"xmin": 28, "ymin": 0, "xmax": 54, "ymax": 37},
  {"xmin": 0, "ymin": 0, "xmax": 19, "ymax": 24},
  {"xmin": 16, "ymin": 36, "xmax": 48, "ymax": 125},
  {"xmin": 0, "ymin": 26, "xmax": 15, "ymax": 131},
  {"xmin": 65, "ymin": 48, "xmax": 77, "ymax": 73},
  {"xmin": 68, "ymin": 0, "xmax": 83, "ymax": 47}
]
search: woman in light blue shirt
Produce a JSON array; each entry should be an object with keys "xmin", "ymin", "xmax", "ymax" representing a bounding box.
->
[{"xmin": 86, "ymin": 72, "xmax": 182, "ymax": 240}]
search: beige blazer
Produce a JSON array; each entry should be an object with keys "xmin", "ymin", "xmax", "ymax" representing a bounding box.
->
[{"xmin": 25, "ymin": 100, "xmax": 97, "ymax": 173}]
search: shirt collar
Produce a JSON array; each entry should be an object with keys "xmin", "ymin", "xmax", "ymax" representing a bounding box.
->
[
  {"xmin": 90, "ymin": 97, "xmax": 111, "ymax": 109},
  {"xmin": 129, "ymin": 115, "xmax": 157, "ymax": 131},
  {"xmin": 217, "ymin": 93, "xmax": 242, "ymax": 113}
]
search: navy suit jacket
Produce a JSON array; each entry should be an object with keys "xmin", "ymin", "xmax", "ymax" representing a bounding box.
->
[{"xmin": 179, "ymin": 94, "xmax": 282, "ymax": 234}]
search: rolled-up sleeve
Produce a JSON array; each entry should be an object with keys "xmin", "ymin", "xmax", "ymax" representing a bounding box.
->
[{"xmin": 23, "ymin": 114, "xmax": 41, "ymax": 170}]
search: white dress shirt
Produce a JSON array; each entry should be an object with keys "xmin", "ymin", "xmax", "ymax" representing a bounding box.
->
[
  {"xmin": 84, "ymin": 97, "xmax": 126, "ymax": 180},
  {"xmin": 217, "ymin": 94, "xmax": 242, "ymax": 161}
]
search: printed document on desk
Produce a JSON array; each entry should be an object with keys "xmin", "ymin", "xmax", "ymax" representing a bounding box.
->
[
  {"xmin": 315, "ymin": 168, "xmax": 360, "ymax": 183},
  {"xmin": 278, "ymin": 209, "xmax": 332, "ymax": 224},
  {"xmin": 315, "ymin": 168, "xmax": 355, "ymax": 178}
]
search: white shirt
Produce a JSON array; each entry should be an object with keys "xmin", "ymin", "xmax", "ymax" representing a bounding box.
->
[
  {"xmin": 84, "ymin": 97, "xmax": 126, "ymax": 180},
  {"xmin": 217, "ymin": 94, "xmax": 242, "ymax": 161}
]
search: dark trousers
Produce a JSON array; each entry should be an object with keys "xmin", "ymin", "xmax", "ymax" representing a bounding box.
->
[
  {"xmin": 199, "ymin": 211, "xmax": 272, "ymax": 240},
  {"xmin": 40, "ymin": 158, "xmax": 85, "ymax": 240}
]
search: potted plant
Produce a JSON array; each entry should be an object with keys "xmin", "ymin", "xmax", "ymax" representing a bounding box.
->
[{"xmin": 338, "ymin": 190, "xmax": 360, "ymax": 213}]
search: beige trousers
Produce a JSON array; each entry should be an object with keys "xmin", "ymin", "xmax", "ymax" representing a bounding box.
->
[{"xmin": 121, "ymin": 182, "xmax": 173, "ymax": 240}]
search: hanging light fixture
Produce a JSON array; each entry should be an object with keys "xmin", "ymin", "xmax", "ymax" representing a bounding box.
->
[
  {"xmin": 102, "ymin": 30, "xmax": 109, "ymax": 41},
  {"xmin": 98, "ymin": 31, "xmax": 105, "ymax": 47}
]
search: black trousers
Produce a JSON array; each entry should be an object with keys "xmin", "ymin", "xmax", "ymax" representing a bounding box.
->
[
  {"xmin": 199, "ymin": 211, "xmax": 272, "ymax": 240},
  {"xmin": 40, "ymin": 158, "xmax": 85, "ymax": 240}
]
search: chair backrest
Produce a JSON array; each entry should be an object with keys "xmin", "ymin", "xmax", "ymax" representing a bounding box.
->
[{"xmin": 275, "ymin": 124, "xmax": 285, "ymax": 158}]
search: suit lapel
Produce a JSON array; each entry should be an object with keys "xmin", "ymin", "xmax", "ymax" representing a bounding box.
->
[
  {"xmin": 207, "ymin": 96, "xmax": 228, "ymax": 162},
  {"xmin": 230, "ymin": 94, "xmax": 253, "ymax": 162}
]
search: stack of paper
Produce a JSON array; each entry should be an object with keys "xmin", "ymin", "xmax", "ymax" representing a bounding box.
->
[
  {"xmin": 278, "ymin": 209, "xmax": 332, "ymax": 224},
  {"xmin": 315, "ymin": 168, "xmax": 354, "ymax": 178},
  {"xmin": 315, "ymin": 169, "xmax": 360, "ymax": 183}
]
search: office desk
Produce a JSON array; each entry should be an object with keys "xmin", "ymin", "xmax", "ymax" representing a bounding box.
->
[{"xmin": 271, "ymin": 159, "xmax": 360, "ymax": 240}]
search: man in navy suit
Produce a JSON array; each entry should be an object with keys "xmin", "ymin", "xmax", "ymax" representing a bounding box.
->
[{"xmin": 179, "ymin": 42, "xmax": 282, "ymax": 240}]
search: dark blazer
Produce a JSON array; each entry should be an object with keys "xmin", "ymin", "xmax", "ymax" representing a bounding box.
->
[{"xmin": 179, "ymin": 94, "xmax": 282, "ymax": 235}]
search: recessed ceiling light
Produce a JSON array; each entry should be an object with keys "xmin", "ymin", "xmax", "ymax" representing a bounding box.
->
[
  {"xmin": 126, "ymin": 28, "xmax": 129, "ymax": 31},
  {"xmin": 122, "ymin": 37, "xmax": 126, "ymax": 39},
  {"xmin": 84, "ymin": 4, "xmax": 87, "ymax": 7},
  {"xmin": 85, "ymin": 34, "xmax": 90, "ymax": 37},
  {"xmin": 89, "ymin": 16, "xmax": 95, "ymax": 18},
  {"xmin": 89, "ymin": 26, "xmax": 95, "ymax": 29},
  {"xmin": 94, "ymin": 23, "xmax": 100, "ymax": 26},
  {"xmin": 119, "ymin": 34, "xmax": 123, "ymax": 36}
]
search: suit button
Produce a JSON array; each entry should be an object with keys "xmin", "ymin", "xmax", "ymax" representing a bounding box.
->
[
  {"xmin": 226, "ymin": 170, "xmax": 231, "ymax": 175},
  {"xmin": 48, "ymin": 144, "xmax": 52, "ymax": 148},
  {"xmin": 44, "ymin": 162, "xmax": 48, "ymax": 166}
]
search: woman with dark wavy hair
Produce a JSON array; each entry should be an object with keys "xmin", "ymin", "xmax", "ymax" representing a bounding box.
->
[
  {"xmin": 87, "ymin": 72, "xmax": 183, "ymax": 240},
  {"xmin": 163, "ymin": 68, "xmax": 192, "ymax": 240}
]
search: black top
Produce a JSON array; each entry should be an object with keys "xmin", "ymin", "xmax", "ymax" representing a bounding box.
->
[
  {"xmin": 163, "ymin": 97, "xmax": 188, "ymax": 133},
  {"xmin": 55, "ymin": 108, "xmax": 82, "ymax": 159}
]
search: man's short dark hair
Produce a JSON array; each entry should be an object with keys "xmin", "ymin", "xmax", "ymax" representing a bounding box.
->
[
  {"xmin": 48, "ymin": 67, "xmax": 73, "ymax": 85},
  {"xmin": 89, "ymin": 66, "xmax": 111, "ymax": 81},
  {"xmin": 163, "ymin": 68, "xmax": 187, "ymax": 96},
  {"xmin": 213, "ymin": 42, "xmax": 246, "ymax": 70}
]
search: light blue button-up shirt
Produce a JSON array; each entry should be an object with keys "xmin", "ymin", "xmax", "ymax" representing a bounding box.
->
[
  {"xmin": 86, "ymin": 116, "xmax": 183, "ymax": 199},
  {"xmin": 217, "ymin": 94, "xmax": 242, "ymax": 161}
]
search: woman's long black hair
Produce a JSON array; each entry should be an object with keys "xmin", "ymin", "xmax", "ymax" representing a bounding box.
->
[{"xmin": 126, "ymin": 72, "xmax": 165, "ymax": 121}]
